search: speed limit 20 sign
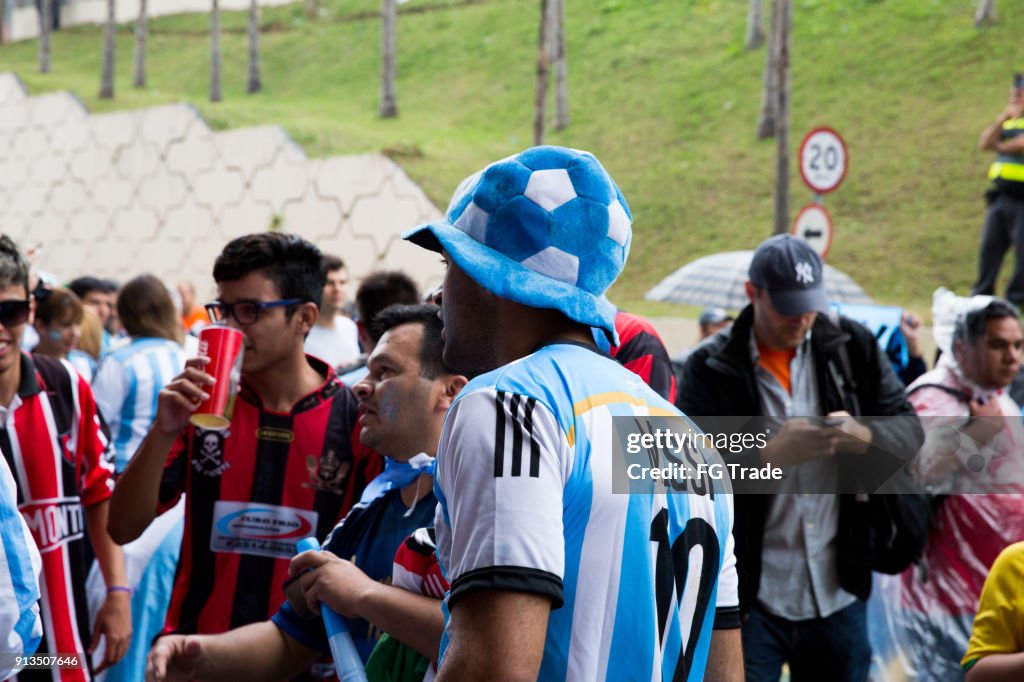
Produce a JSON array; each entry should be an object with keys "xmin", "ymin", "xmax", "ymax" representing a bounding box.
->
[{"xmin": 799, "ymin": 127, "xmax": 848, "ymax": 194}]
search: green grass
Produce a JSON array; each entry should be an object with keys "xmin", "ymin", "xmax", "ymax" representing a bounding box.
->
[{"xmin": 2, "ymin": 0, "xmax": 1020, "ymax": 319}]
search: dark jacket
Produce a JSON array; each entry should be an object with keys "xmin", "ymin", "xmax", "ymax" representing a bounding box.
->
[{"xmin": 677, "ymin": 306, "xmax": 924, "ymax": 612}]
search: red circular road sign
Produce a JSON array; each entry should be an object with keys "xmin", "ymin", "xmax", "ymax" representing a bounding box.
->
[
  {"xmin": 799, "ymin": 127, "xmax": 848, "ymax": 194},
  {"xmin": 791, "ymin": 203, "xmax": 834, "ymax": 259}
]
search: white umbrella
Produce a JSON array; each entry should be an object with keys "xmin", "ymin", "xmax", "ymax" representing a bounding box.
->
[{"xmin": 645, "ymin": 250, "xmax": 873, "ymax": 310}]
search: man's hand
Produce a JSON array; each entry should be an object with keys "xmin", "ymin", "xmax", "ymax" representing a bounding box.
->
[
  {"xmin": 155, "ymin": 357, "xmax": 214, "ymax": 436},
  {"xmin": 146, "ymin": 636, "xmax": 204, "ymax": 682},
  {"xmin": 900, "ymin": 312, "xmax": 923, "ymax": 359},
  {"xmin": 826, "ymin": 410, "xmax": 874, "ymax": 455},
  {"xmin": 759, "ymin": 418, "xmax": 838, "ymax": 467},
  {"xmin": 291, "ymin": 549, "xmax": 375, "ymax": 620},
  {"xmin": 90, "ymin": 589, "xmax": 132, "ymax": 672}
]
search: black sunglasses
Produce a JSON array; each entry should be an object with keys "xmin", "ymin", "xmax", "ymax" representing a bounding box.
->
[
  {"xmin": 0, "ymin": 299, "xmax": 30, "ymax": 328},
  {"xmin": 204, "ymin": 298, "xmax": 308, "ymax": 326}
]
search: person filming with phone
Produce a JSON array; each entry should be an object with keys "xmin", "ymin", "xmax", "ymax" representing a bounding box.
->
[{"xmin": 971, "ymin": 73, "xmax": 1024, "ymax": 306}]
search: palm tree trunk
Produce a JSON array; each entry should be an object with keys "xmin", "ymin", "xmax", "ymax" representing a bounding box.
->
[
  {"xmin": 99, "ymin": 0, "xmax": 115, "ymax": 98},
  {"xmin": 975, "ymin": 0, "xmax": 996, "ymax": 27},
  {"xmin": 533, "ymin": 0, "xmax": 551, "ymax": 146},
  {"xmin": 133, "ymin": 0, "xmax": 148, "ymax": 88},
  {"xmin": 755, "ymin": 0, "xmax": 778, "ymax": 139},
  {"xmin": 378, "ymin": 0, "xmax": 398, "ymax": 117},
  {"xmin": 552, "ymin": 0, "xmax": 568, "ymax": 130},
  {"xmin": 38, "ymin": 0, "xmax": 51, "ymax": 73},
  {"xmin": 246, "ymin": 0, "xmax": 262, "ymax": 93},
  {"xmin": 210, "ymin": 0, "xmax": 222, "ymax": 102},
  {"xmin": 745, "ymin": 0, "xmax": 764, "ymax": 50},
  {"xmin": 771, "ymin": 0, "xmax": 791, "ymax": 235}
]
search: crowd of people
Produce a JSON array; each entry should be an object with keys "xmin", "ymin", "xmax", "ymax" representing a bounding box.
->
[{"xmin": 0, "ymin": 142, "xmax": 1023, "ymax": 682}]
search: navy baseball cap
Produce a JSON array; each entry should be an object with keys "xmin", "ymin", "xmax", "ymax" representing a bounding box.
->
[{"xmin": 748, "ymin": 235, "xmax": 828, "ymax": 316}]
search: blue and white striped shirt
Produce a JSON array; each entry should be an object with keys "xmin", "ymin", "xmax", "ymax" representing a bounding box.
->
[
  {"xmin": 434, "ymin": 343, "xmax": 738, "ymax": 681},
  {"xmin": 91, "ymin": 337, "xmax": 187, "ymax": 472},
  {"xmin": 0, "ymin": 454, "xmax": 42, "ymax": 677}
]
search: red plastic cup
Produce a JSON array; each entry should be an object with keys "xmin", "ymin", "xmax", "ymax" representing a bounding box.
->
[{"xmin": 190, "ymin": 325, "xmax": 244, "ymax": 430}]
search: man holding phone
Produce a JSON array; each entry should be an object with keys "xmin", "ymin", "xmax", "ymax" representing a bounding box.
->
[{"xmin": 971, "ymin": 73, "xmax": 1024, "ymax": 305}]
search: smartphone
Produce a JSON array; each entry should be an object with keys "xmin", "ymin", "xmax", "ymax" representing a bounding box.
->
[{"xmin": 1015, "ymin": 73, "xmax": 1024, "ymax": 93}]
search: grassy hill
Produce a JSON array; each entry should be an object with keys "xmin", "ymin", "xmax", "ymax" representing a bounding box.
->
[{"xmin": 1, "ymin": 0, "xmax": 1021, "ymax": 318}]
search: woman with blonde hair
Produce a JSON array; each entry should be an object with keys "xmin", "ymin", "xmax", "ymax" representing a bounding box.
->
[{"xmin": 68, "ymin": 305, "xmax": 104, "ymax": 380}]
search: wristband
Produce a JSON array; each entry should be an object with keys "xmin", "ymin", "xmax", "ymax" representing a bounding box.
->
[{"xmin": 106, "ymin": 586, "xmax": 132, "ymax": 595}]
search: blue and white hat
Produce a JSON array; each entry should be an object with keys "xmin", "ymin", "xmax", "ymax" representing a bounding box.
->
[{"xmin": 402, "ymin": 146, "xmax": 632, "ymax": 344}]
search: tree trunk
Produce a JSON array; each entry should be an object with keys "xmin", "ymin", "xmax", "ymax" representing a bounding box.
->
[
  {"xmin": 378, "ymin": 0, "xmax": 398, "ymax": 117},
  {"xmin": 533, "ymin": 0, "xmax": 551, "ymax": 146},
  {"xmin": 552, "ymin": 0, "xmax": 568, "ymax": 130},
  {"xmin": 246, "ymin": 0, "xmax": 262, "ymax": 93},
  {"xmin": 133, "ymin": 0, "xmax": 148, "ymax": 88},
  {"xmin": 772, "ymin": 0, "xmax": 791, "ymax": 235},
  {"xmin": 745, "ymin": 0, "xmax": 764, "ymax": 50},
  {"xmin": 755, "ymin": 0, "xmax": 779, "ymax": 139},
  {"xmin": 38, "ymin": 0, "xmax": 51, "ymax": 73},
  {"xmin": 975, "ymin": 0, "xmax": 996, "ymax": 27},
  {"xmin": 305, "ymin": 0, "xmax": 319, "ymax": 18},
  {"xmin": 210, "ymin": 0, "xmax": 222, "ymax": 102},
  {"xmin": 99, "ymin": 0, "xmax": 115, "ymax": 98}
]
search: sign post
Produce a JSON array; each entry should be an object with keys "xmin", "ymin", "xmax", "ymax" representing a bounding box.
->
[
  {"xmin": 791, "ymin": 203, "xmax": 834, "ymax": 258},
  {"xmin": 796, "ymin": 127, "xmax": 847, "ymax": 259}
]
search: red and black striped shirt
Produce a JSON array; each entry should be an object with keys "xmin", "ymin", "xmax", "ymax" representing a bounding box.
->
[
  {"xmin": 157, "ymin": 357, "xmax": 382, "ymax": 635},
  {"xmin": 2, "ymin": 353, "xmax": 115, "ymax": 682},
  {"xmin": 610, "ymin": 311, "xmax": 677, "ymax": 403}
]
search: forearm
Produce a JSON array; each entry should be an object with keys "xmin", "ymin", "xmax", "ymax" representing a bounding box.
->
[
  {"xmin": 187, "ymin": 622, "xmax": 318, "ymax": 680},
  {"xmin": 981, "ymin": 115, "xmax": 1011, "ymax": 151},
  {"xmin": 108, "ymin": 427, "xmax": 177, "ymax": 544},
  {"xmin": 966, "ymin": 653, "xmax": 1024, "ymax": 682},
  {"xmin": 996, "ymin": 136, "xmax": 1024, "ymax": 155},
  {"xmin": 357, "ymin": 584, "xmax": 443, "ymax": 660},
  {"xmin": 705, "ymin": 628, "xmax": 743, "ymax": 682},
  {"xmin": 85, "ymin": 500, "xmax": 128, "ymax": 588}
]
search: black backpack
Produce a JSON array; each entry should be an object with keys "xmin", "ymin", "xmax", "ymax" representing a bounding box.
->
[{"xmin": 827, "ymin": 318, "xmax": 932, "ymax": 575}]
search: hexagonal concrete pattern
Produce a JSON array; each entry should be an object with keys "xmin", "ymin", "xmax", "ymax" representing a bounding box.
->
[{"xmin": 1, "ymin": 70, "xmax": 444, "ymax": 294}]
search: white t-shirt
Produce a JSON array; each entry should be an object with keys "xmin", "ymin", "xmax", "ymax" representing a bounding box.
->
[{"xmin": 304, "ymin": 315, "xmax": 360, "ymax": 369}]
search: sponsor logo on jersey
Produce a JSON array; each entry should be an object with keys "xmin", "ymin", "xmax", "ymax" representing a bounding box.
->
[
  {"xmin": 211, "ymin": 501, "xmax": 319, "ymax": 559},
  {"xmin": 192, "ymin": 429, "xmax": 231, "ymax": 477},
  {"xmin": 302, "ymin": 449, "xmax": 350, "ymax": 494},
  {"xmin": 20, "ymin": 497, "xmax": 85, "ymax": 554},
  {"xmin": 255, "ymin": 426, "xmax": 294, "ymax": 443}
]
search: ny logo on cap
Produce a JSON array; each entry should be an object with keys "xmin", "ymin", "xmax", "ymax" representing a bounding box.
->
[{"xmin": 795, "ymin": 262, "xmax": 814, "ymax": 285}]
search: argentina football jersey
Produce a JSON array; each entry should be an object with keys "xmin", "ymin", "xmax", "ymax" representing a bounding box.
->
[{"xmin": 433, "ymin": 342, "xmax": 738, "ymax": 681}]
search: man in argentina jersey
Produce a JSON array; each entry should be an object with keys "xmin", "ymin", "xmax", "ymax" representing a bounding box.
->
[
  {"xmin": 402, "ymin": 146, "xmax": 742, "ymax": 681},
  {"xmin": 1, "ymin": 454, "xmax": 43, "ymax": 681},
  {"xmin": 0, "ymin": 235, "xmax": 132, "ymax": 681}
]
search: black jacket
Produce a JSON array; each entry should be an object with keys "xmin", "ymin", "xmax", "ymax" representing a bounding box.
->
[{"xmin": 677, "ymin": 306, "xmax": 924, "ymax": 611}]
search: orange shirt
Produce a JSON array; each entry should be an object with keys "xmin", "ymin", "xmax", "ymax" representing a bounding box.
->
[
  {"xmin": 182, "ymin": 306, "xmax": 210, "ymax": 332},
  {"xmin": 758, "ymin": 345, "xmax": 796, "ymax": 395}
]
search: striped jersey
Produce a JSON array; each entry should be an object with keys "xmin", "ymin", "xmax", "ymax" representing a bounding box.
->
[
  {"xmin": 594, "ymin": 311, "xmax": 678, "ymax": 403},
  {"xmin": 433, "ymin": 342, "xmax": 738, "ymax": 681},
  {"xmin": 156, "ymin": 357, "xmax": 382, "ymax": 635},
  {"xmin": 92, "ymin": 337, "xmax": 187, "ymax": 473},
  {"xmin": 3, "ymin": 354, "xmax": 115, "ymax": 682},
  {"xmin": 0, "ymin": 455, "xmax": 43, "ymax": 679}
]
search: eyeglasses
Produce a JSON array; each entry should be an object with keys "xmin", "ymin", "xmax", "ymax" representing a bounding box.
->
[
  {"xmin": 0, "ymin": 299, "xmax": 30, "ymax": 328},
  {"xmin": 204, "ymin": 298, "xmax": 307, "ymax": 326}
]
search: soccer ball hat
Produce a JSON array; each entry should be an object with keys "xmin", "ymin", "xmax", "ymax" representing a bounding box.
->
[{"xmin": 402, "ymin": 146, "xmax": 632, "ymax": 345}]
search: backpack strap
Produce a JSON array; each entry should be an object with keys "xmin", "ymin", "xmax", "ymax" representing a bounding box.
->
[{"xmin": 825, "ymin": 310, "xmax": 862, "ymax": 417}]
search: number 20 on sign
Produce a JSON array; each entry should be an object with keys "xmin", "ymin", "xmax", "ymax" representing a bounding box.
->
[{"xmin": 799, "ymin": 127, "xmax": 848, "ymax": 194}]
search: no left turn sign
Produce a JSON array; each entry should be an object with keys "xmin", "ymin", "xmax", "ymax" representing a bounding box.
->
[
  {"xmin": 799, "ymin": 127, "xmax": 848, "ymax": 194},
  {"xmin": 791, "ymin": 204, "xmax": 834, "ymax": 258}
]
